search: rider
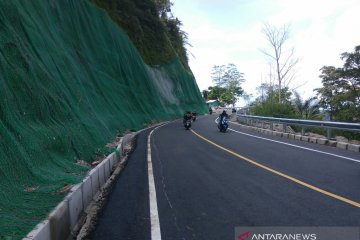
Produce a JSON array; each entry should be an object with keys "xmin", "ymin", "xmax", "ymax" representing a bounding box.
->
[
  {"xmin": 218, "ymin": 110, "xmax": 228, "ymax": 129},
  {"xmin": 183, "ymin": 111, "xmax": 192, "ymax": 124},
  {"xmin": 191, "ymin": 111, "xmax": 197, "ymax": 121}
]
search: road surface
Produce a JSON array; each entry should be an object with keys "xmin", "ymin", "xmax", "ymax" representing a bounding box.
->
[{"xmin": 90, "ymin": 115, "xmax": 360, "ymax": 240}]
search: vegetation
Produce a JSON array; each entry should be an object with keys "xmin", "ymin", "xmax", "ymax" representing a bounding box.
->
[
  {"xmin": 261, "ymin": 23, "xmax": 299, "ymax": 103},
  {"xmin": 248, "ymin": 82, "xmax": 322, "ymax": 120},
  {"xmin": 292, "ymin": 91, "xmax": 320, "ymax": 120},
  {"xmin": 204, "ymin": 64, "xmax": 245, "ymax": 106},
  {"xmin": 252, "ymin": 40, "xmax": 360, "ymax": 122},
  {"xmin": 249, "ymin": 84, "xmax": 294, "ymax": 118},
  {"xmin": 249, "ymin": 44, "xmax": 360, "ymax": 140},
  {"xmin": 90, "ymin": 0, "xmax": 190, "ymax": 69},
  {"xmin": 315, "ymin": 45, "xmax": 360, "ymax": 122}
]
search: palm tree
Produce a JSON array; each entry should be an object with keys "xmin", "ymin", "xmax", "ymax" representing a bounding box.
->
[{"xmin": 293, "ymin": 91, "xmax": 320, "ymax": 119}]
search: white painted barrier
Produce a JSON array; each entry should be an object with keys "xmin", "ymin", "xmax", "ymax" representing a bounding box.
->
[
  {"xmin": 81, "ymin": 176, "xmax": 93, "ymax": 210},
  {"xmin": 23, "ymin": 221, "xmax": 50, "ymax": 240},
  {"xmin": 48, "ymin": 201, "xmax": 70, "ymax": 240},
  {"xmin": 89, "ymin": 167, "xmax": 100, "ymax": 196},
  {"xmin": 97, "ymin": 161, "xmax": 106, "ymax": 187},
  {"xmin": 68, "ymin": 184, "xmax": 84, "ymax": 229},
  {"xmin": 104, "ymin": 156, "xmax": 111, "ymax": 180},
  {"xmin": 109, "ymin": 152, "xmax": 116, "ymax": 170}
]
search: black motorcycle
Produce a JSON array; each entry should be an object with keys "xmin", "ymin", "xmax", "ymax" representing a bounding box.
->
[{"xmin": 184, "ymin": 119, "xmax": 191, "ymax": 130}]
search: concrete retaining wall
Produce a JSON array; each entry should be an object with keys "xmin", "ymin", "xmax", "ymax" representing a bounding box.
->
[{"xmin": 24, "ymin": 133, "xmax": 135, "ymax": 240}]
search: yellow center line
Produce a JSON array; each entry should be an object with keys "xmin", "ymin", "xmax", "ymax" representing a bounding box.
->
[{"xmin": 190, "ymin": 129, "xmax": 360, "ymax": 208}]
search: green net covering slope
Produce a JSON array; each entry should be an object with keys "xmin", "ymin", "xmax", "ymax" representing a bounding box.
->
[{"xmin": 0, "ymin": 0, "xmax": 206, "ymax": 238}]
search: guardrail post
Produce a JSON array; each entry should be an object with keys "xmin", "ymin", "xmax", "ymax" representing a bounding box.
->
[
  {"xmin": 270, "ymin": 122, "xmax": 273, "ymax": 131},
  {"xmin": 326, "ymin": 128, "xmax": 331, "ymax": 139},
  {"xmin": 301, "ymin": 127, "xmax": 305, "ymax": 136},
  {"xmin": 283, "ymin": 123, "xmax": 287, "ymax": 133}
]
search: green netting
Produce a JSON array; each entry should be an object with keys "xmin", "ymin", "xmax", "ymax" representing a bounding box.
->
[{"xmin": 0, "ymin": 0, "xmax": 206, "ymax": 238}]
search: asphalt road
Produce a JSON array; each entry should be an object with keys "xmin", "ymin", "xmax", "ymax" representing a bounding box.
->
[{"xmin": 90, "ymin": 115, "xmax": 360, "ymax": 240}]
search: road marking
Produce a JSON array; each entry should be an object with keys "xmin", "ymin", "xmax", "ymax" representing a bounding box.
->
[
  {"xmin": 190, "ymin": 129, "xmax": 360, "ymax": 208},
  {"xmin": 148, "ymin": 127, "xmax": 162, "ymax": 240},
  {"xmin": 229, "ymin": 124, "xmax": 360, "ymax": 164}
]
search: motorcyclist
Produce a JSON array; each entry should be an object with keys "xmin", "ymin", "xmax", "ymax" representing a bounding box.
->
[
  {"xmin": 183, "ymin": 111, "xmax": 192, "ymax": 124},
  {"xmin": 191, "ymin": 111, "xmax": 197, "ymax": 121},
  {"xmin": 218, "ymin": 110, "xmax": 228, "ymax": 129}
]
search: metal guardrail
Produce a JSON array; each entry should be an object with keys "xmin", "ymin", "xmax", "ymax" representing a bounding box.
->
[{"xmin": 236, "ymin": 114, "xmax": 360, "ymax": 139}]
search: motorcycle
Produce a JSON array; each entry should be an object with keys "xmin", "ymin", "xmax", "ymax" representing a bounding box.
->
[
  {"xmin": 191, "ymin": 112, "xmax": 197, "ymax": 121},
  {"xmin": 218, "ymin": 117, "xmax": 228, "ymax": 132},
  {"xmin": 184, "ymin": 119, "xmax": 192, "ymax": 130}
]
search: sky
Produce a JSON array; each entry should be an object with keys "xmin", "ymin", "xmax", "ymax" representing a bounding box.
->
[{"xmin": 171, "ymin": 0, "xmax": 360, "ymax": 106}]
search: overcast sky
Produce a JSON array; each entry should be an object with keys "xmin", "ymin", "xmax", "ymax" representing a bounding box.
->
[{"xmin": 171, "ymin": 0, "xmax": 360, "ymax": 106}]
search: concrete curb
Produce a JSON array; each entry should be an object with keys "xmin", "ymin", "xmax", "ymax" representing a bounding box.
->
[
  {"xmin": 232, "ymin": 121, "xmax": 360, "ymax": 153},
  {"xmin": 336, "ymin": 142, "xmax": 348, "ymax": 150},
  {"xmin": 348, "ymin": 144, "xmax": 360, "ymax": 152},
  {"xmin": 23, "ymin": 133, "xmax": 135, "ymax": 240}
]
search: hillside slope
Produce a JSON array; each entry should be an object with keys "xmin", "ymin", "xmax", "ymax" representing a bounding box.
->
[
  {"xmin": 0, "ymin": 0, "xmax": 205, "ymax": 238},
  {"xmin": 90, "ymin": 0, "xmax": 190, "ymax": 68}
]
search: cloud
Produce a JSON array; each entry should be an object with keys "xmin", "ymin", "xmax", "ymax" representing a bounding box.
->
[
  {"xmin": 172, "ymin": 0, "xmax": 360, "ymax": 105},
  {"xmin": 185, "ymin": 22, "xmax": 267, "ymax": 91}
]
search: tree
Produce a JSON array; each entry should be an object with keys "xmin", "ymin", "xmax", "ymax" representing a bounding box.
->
[
  {"xmin": 250, "ymin": 84, "xmax": 293, "ymax": 117},
  {"xmin": 211, "ymin": 65, "xmax": 226, "ymax": 87},
  {"xmin": 223, "ymin": 63, "xmax": 245, "ymax": 106},
  {"xmin": 256, "ymin": 82, "xmax": 276, "ymax": 103},
  {"xmin": 223, "ymin": 64, "xmax": 244, "ymax": 87},
  {"xmin": 249, "ymin": 98, "xmax": 294, "ymax": 118},
  {"xmin": 341, "ymin": 45, "xmax": 360, "ymax": 106},
  {"xmin": 154, "ymin": 0, "xmax": 173, "ymax": 18},
  {"xmin": 165, "ymin": 17, "xmax": 190, "ymax": 68},
  {"xmin": 315, "ymin": 46, "xmax": 360, "ymax": 122},
  {"xmin": 207, "ymin": 86, "xmax": 226, "ymax": 100},
  {"xmin": 219, "ymin": 88, "xmax": 243, "ymax": 106},
  {"xmin": 315, "ymin": 66, "xmax": 341, "ymax": 120},
  {"xmin": 292, "ymin": 91, "xmax": 320, "ymax": 119},
  {"xmin": 219, "ymin": 90, "xmax": 234, "ymax": 106},
  {"xmin": 91, "ymin": 0, "xmax": 190, "ymax": 68},
  {"xmin": 261, "ymin": 23, "xmax": 299, "ymax": 103},
  {"xmin": 202, "ymin": 89, "xmax": 209, "ymax": 100},
  {"xmin": 241, "ymin": 93, "xmax": 253, "ymax": 106},
  {"xmin": 209, "ymin": 63, "xmax": 245, "ymax": 106}
]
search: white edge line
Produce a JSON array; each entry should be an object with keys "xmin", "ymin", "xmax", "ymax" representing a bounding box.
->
[
  {"xmin": 148, "ymin": 125, "xmax": 163, "ymax": 240},
  {"xmin": 229, "ymin": 127, "xmax": 360, "ymax": 164}
]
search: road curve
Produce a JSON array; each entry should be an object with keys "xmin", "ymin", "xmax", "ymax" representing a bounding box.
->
[{"xmin": 90, "ymin": 115, "xmax": 360, "ymax": 240}]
